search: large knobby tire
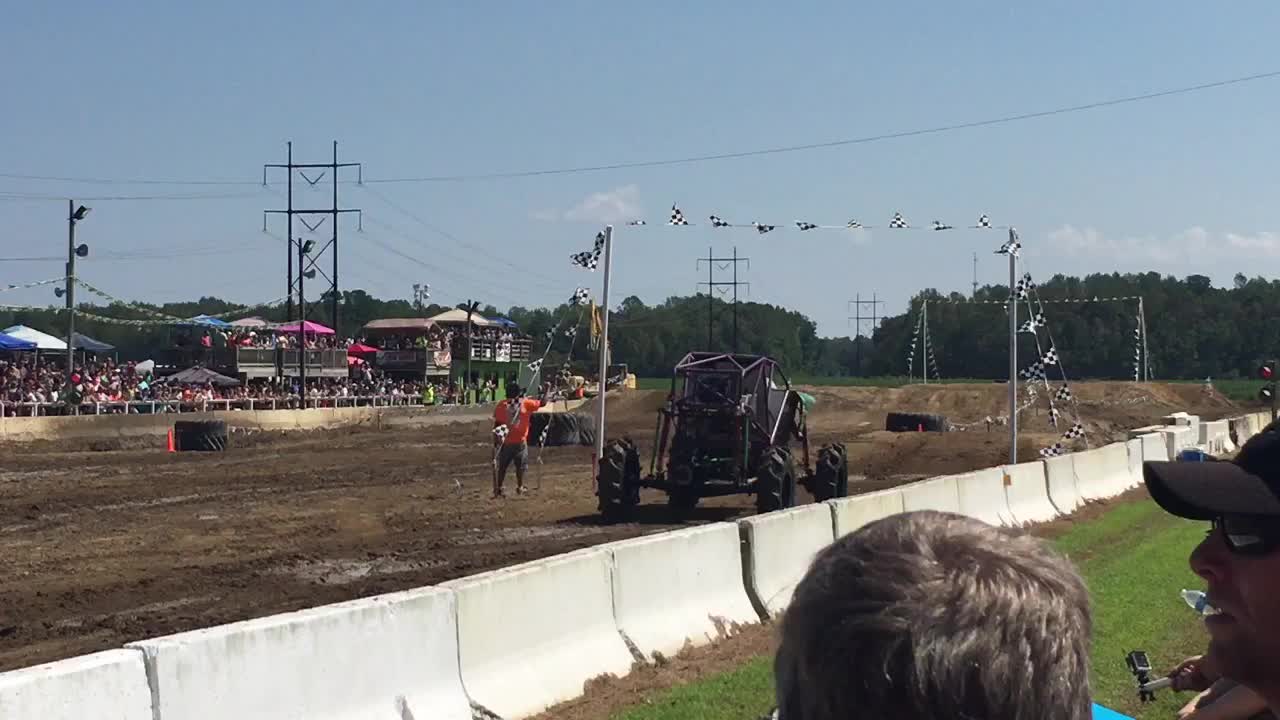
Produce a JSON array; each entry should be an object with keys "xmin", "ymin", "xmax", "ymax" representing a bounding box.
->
[
  {"xmin": 809, "ymin": 442, "xmax": 849, "ymax": 502},
  {"xmin": 598, "ymin": 438, "xmax": 639, "ymax": 522},
  {"xmin": 885, "ymin": 412, "xmax": 948, "ymax": 433},
  {"xmin": 173, "ymin": 420, "xmax": 228, "ymax": 452},
  {"xmin": 666, "ymin": 462, "xmax": 700, "ymax": 513},
  {"xmin": 755, "ymin": 446, "xmax": 797, "ymax": 514}
]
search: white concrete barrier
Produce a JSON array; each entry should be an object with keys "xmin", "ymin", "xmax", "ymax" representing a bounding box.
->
[
  {"xmin": 739, "ymin": 504, "xmax": 835, "ymax": 619},
  {"xmin": 1160, "ymin": 426, "xmax": 1196, "ymax": 459},
  {"xmin": 1044, "ymin": 454, "xmax": 1082, "ymax": 515},
  {"xmin": 1126, "ymin": 438, "xmax": 1144, "ymax": 488},
  {"xmin": 1071, "ymin": 443, "xmax": 1132, "ymax": 501},
  {"xmin": 1253, "ymin": 412, "xmax": 1272, "ymax": 434},
  {"xmin": 1199, "ymin": 420, "xmax": 1229, "ymax": 455},
  {"xmin": 1002, "ymin": 461, "xmax": 1058, "ymax": 525},
  {"xmin": 0, "ymin": 650, "xmax": 153, "ymax": 720},
  {"xmin": 1140, "ymin": 432, "xmax": 1168, "ymax": 463},
  {"xmin": 444, "ymin": 548, "xmax": 633, "ymax": 719},
  {"xmin": 607, "ymin": 523, "xmax": 759, "ymax": 662},
  {"xmin": 954, "ymin": 468, "xmax": 1015, "ymax": 526},
  {"xmin": 899, "ymin": 475, "xmax": 962, "ymax": 514},
  {"xmin": 829, "ymin": 488, "xmax": 905, "ymax": 538},
  {"xmin": 128, "ymin": 587, "xmax": 470, "ymax": 720}
]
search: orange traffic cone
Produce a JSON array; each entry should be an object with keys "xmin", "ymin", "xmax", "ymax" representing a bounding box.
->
[{"xmin": 167, "ymin": 428, "xmax": 175, "ymax": 453}]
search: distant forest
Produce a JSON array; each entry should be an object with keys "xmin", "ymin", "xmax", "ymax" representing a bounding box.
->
[{"xmin": 1, "ymin": 271, "xmax": 1272, "ymax": 381}]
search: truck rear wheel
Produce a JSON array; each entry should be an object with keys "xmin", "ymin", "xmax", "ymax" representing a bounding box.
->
[
  {"xmin": 809, "ymin": 442, "xmax": 849, "ymax": 501},
  {"xmin": 598, "ymin": 438, "xmax": 639, "ymax": 522},
  {"xmin": 756, "ymin": 446, "xmax": 797, "ymax": 514}
]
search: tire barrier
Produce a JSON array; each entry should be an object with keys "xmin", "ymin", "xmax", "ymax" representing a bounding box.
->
[
  {"xmin": 173, "ymin": 420, "xmax": 228, "ymax": 451},
  {"xmin": 1002, "ymin": 461, "xmax": 1059, "ymax": 525},
  {"xmin": 954, "ymin": 468, "xmax": 1015, "ymax": 527},
  {"xmin": 126, "ymin": 588, "xmax": 470, "ymax": 720},
  {"xmin": 528, "ymin": 412, "xmax": 598, "ymax": 447},
  {"xmin": 442, "ymin": 548, "xmax": 633, "ymax": 719},
  {"xmin": 899, "ymin": 475, "xmax": 962, "ymax": 514},
  {"xmin": 828, "ymin": 487, "xmax": 906, "ymax": 538},
  {"xmin": 0, "ymin": 650, "xmax": 154, "ymax": 720},
  {"xmin": 1044, "ymin": 454, "xmax": 1082, "ymax": 515},
  {"xmin": 738, "ymin": 504, "xmax": 835, "ymax": 619},
  {"xmin": 1070, "ymin": 443, "xmax": 1132, "ymax": 502},
  {"xmin": 606, "ymin": 523, "xmax": 760, "ymax": 662},
  {"xmin": 884, "ymin": 411, "xmax": 949, "ymax": 432}
]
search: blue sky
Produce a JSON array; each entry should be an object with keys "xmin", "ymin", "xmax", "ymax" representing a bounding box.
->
[{"xmin": 3, "ymin": 1, "xmax": 1280, "ymax": 337}]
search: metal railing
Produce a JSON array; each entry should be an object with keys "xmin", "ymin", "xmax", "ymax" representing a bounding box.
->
[{"xmin": 0, "ymin": 394, "xmax": 452, "ymax": 418}]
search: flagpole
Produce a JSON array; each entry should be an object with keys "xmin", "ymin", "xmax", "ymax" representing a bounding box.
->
[
  {"xmin": 1008, "ymin": 227, "xmax": 1019, "ymax": 465},
  {"xmin": 594, "ymin": 225, "xmax": 614, "ymax": 471}
]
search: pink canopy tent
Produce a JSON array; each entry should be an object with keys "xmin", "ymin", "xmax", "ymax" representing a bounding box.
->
[
  {"xmin": 274, "ymin": 320, "xmax": 334, "ymax": 335},
  {"xmin": 346, "ymin": 342, "xmax": 379, "ymax": 356}
]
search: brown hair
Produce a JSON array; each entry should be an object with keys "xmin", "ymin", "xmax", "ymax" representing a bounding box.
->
[{"xmin": 774, "ymin": 510, "xmax": 1092, "ymax": 720}]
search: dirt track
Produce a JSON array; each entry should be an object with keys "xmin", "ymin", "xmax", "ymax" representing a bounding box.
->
[{"xmin": 0, "ymin": 382, "xmax": 1239, "ymax": 671}]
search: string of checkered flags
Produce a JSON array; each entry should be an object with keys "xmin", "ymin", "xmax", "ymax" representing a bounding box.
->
[{"xmin": 611, "ymin": 204, "xmax": 1010, "ymax": 236}]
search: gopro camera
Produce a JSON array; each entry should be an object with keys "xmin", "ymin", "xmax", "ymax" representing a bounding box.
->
[
  {"xmin": 1126, "ymin": 650, "xmax": 1152, "ymax": 676},
  {"xmin": 1126, "ymin": 650, "xmax": 1168, "ymax": 703}
]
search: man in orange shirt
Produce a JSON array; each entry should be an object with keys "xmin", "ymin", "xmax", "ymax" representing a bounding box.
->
[{"xmin": 492, "ymin": 383, "xmax": 545, "ymax": 497}]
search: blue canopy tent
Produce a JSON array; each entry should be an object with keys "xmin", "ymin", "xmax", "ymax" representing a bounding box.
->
[
  {"xmin": 490, "ymin": 317, "xmax": 519, "ymax": 329},
  {"xmin": 185, "ymin": 314, "xmax": 233, "ymax": 328},
  {"xmin": 0, "ymin": 332, "xmax": 36, "ymax": 351},
  {"xmin": 71, "ymin": 332, "xmax": 115, "ymax": 353}
]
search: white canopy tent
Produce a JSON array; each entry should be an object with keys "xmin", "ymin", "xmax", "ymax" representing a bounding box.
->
[
  {"xmin": 2, "ymin": 325, "xmax": 68, "ymax": 351},
  {"xmin": 427, "ymin": 308, "xmax": 496, "ymax": 326}
]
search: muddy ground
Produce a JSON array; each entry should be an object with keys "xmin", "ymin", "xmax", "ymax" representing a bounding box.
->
[{"xmin": 0, "ymin": 382, "xmax": 1238, "ymax": 671}]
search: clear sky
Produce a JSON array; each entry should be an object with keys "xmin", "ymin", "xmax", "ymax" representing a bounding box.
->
[{"xmin": 3, "ymin": 1, "xmax": 1279, "ymax": 337}]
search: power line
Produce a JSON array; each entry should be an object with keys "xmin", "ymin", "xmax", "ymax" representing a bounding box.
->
[{"xmin": 1, "ymin": 68, "xmax": 1277, "ymax": 187}]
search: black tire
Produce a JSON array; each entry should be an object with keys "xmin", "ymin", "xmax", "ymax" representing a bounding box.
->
[
  {"xmin": 809, "ymin": 443, "xmax": 849, "ymax": 501},
  {"xmin": 173, "ymin": 420, "xmax": 227, "ymax": 452},
  {"xmin": 756, "ymin": 446, "xmax": 797, "ymax": 514},
  {"xmin": 598, "ymin": 438, "xmax": 639, "ymax": 522},
  {"xmin": 885, "ymin": 412, "xmax": 948, "ymax": 433},
  {"xmin": 665, "ymin": 462, "xmax": 700, "ymax": 512}
]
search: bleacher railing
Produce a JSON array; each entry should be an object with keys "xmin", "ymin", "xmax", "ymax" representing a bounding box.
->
[{"xmin": 0, "ymin": 395, "xmax": 445, "ymax": 418}]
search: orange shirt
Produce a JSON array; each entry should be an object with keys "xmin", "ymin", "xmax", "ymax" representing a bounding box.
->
[{"xmin": 493, "ymin": 397, "xmax": 544, "ymax": 445}]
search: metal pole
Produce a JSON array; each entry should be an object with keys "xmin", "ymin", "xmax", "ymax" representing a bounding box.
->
[
  {"xmin": 732, "ymin": 246, "xmax": 739, "ymax": 353},
  {"xmin": 707, "ymin": 246, "xmax": 713, "ymax": 350},
  {"xmin": 297, "ymin": 237, "xmax": 307, "ymax": 401},
  {"xmin": 65, "ymin": 200, "xmax": 76, "ymax": 411},
  {"xmin": 1008, "ymin": 228, "xmax": 1019, "ymax": 465},
  {"xmin": 466, "ymin": 300, "xmax": 475, "ymax": 404},
  {"xmin": 922, "ymin": 299, "xmax": 929, "ymax": 385},
  {"xmin": 1139, "ymin": 296, "xmax": 1149, "ymax": 382},
  {"xmin": 595, "ymin": 225, "xmax": 614, "ymax": 464},
  {"xmin": 855, "ymin": 293, "xmax": 861, "ymax": 376},
  {"xmin": 286, "ymin": 142, "xmax": 294, "ymax": 322},
  {"xmin": 331, "ymin": 141, "xmax": 340, "ymax": 332}
]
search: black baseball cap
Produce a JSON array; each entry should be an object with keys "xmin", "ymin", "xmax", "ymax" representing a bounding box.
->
[{"xmin": 1143, "ymin": 417, "xmax": 1280, "ymax": 520}]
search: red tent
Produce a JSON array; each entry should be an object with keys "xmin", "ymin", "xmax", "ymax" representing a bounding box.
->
[{"xmin": 346, "ymin": 343, "xmax": 380, "ymax": 357}]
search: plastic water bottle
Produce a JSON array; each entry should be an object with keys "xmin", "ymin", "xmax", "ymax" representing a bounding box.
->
[{"xmin": 1182, "ymin": 589, "xmax": 1213, "ymax": 615}]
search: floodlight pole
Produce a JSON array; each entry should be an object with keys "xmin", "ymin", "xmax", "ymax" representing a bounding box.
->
[
  {"xmin": 65, "ymin": 200, "xmax": 78, "ymax": 411},
  {"xmin": 594, "ymin": 225, "xmax": 614, "ymax": 468},
  {"xmin": 1008, "ymin": 228, "xmax": 1019, "ymax": 465}
]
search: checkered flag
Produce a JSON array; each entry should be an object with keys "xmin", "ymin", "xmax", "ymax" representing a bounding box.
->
[
  {"xmin": 754, "ymin": 222, "xmax": 776, "ymax": 234},
  {"xmin": 537, "ymin": 424, "xmax": 550, "ymax": 447},
  {"xmin": 888, "ymin": 213, "xmax": 908, "ymax": 228},
  {"xmin": 627, "ymin": 219, "xmax": 646, "ymax": 225},
  {"xmin": 796, "ymin": 221, "xmax": 818, "ymax": 231},
  {"xmin": 973, "ymin": 214, "xmax": 993, "ymax": 229},
  {"xmin": 932, "ymin": 220, "xmax": 953, "ymax": 231},
  {"xmin": 1048, "ymin": 406, "xmax": 1061, "ymax": 428},
  {"xmin": 527, "ymin": 358, "xmax": 543, "ymax": 373},
  {"xmin": 493, "ymin": 424, "xmax": 509, "ymax": 442},
  {"xmin": 1062, "ymin": 423, "xmax": 1085, "ymax": 440},
  {"xmin": 564, "ymin": 325, "xmax": 578, "ymax": 340},
  {"xmin": 847, "ymin": 219, "xmax": 863, "ymax": 229},
  {"xmin": 996, "ymin": 229, "xmax": 1021, "ymax": 257},
  {"xmin": 1041, "ymin": 347, "xmax": 1058, "ymax": 366},
  {"xmin": 669, "ymin": 204, "xmax": 689, "ymax": 225},
  {"xmin": 710, "ymin": 215, "xmax": 731, "ymax": 228},
  {"xmin": 1014, "ymin": 273, "xmax": 1036, "ymax": 300},
  {"xmin": 570, "ymin": 231, "xmax": 605, "ymax": 270},
  {"xmin": 571, "ymin": 287, "xmax": 590, "ymax": 306},
  {"xmin": 1054, "ymin": 384, "xmax": 1073, "ymax": 402},
  {"xmin": 1019, "ymin": 313, "xmax": 1046, "ymax": 333},
  {"xmin": 544, "ymin": 324, "xmax": 558, "ymax": 341},
  {"xmin": 1020, "ymin": 362, "xmax": 1046, "ymax": 381},
  {"xmin": 1040, "ymin": 443, "xmax": 1066, "ymax": 458}
]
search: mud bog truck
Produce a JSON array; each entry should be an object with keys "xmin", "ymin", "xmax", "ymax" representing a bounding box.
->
[{"xmin": 595, "ymin": 352, "xmax": 849, "ymax": 522}]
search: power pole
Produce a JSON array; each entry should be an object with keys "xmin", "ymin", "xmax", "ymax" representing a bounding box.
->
[
  {"xmin": 264, "ymin": 141, "xmax": 363, "ymax": 331},
  {"xmin": 463, "ymin": 299, "xmax": 480, "ymax": 404},
  {"xmin": 847, "ymin": 294, "xmax": 884, "ymax": 376},
  {"xmin": 696, "ymin": 247, "xmax": 750, "ymax": 352},
  {"xmin": 972, "ymin": 252, "xmax": 979, "ymax": 298}
]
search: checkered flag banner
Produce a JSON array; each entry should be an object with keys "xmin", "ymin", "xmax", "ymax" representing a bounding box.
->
[
  {"xmin": 1054, "ymin": 384, "xmax": 1073, "ymax": 403},
  {"xmin": 1062, "ymin": 423, "xmax": 1085, "ymax": 441},
  {"xmin": 543, "ymin": 324, "xmax": 559, "ymax": 341},
  {"xmin": 527, "ymin": 358, "xmax": 543, "ymax": 373},
  {"xmin": 1014, "ymin": 273, "xmax": 1036, "ymax": 300},
  {"xmin": 932, "ymin": 220, "xmax": 954, "ymax": 231},
  {"xmin": 847, "ymin": 219, "xmax": 863, "ymax": 229},
  {"xmin": 888, "ymin": 213, "xmax": 908, "ymax": 228},
  {"xmin": 754, "ymin": 222, "xmax": 776, "ymax": 234},
  {"xmin": 796, "ymin": 221, "xmax": 818, "ymax": 231},
  {"xmin": 627, "ymin": 219, "xmax": 646, "ymax": 225},
  {"xmin": 710, "ymin": 215, "xmax": 731, "ymax": 228},
  {"xmin": 669, "ymin": 204, "xmax": 689, "ymax": 225},
  {"xmin": 996, "ymin": 229, "xmax": 1022, "ymax": 257},
  {"xmin": 570, "ymin": 232, "xmax": 605, "ymax": 270},
  {"xmin": 1041, "ymin": 347, "xmax": 1059, "ymax": 366},
  {"xmin": 973, "ymin": 214, "xmax": 993, "ymax": 229},
  {"xmin": 571, "ymin": 287, "xmax": 590, "ymax": 306},
  {"xmin": 1040, "ymin": 443, "xmax": 1066, "ymax": 458},
  {"xmin": 1020, "ymin": 361, "xmax": 1046, "ymax": 381},
  {"xmin": 493, "ymin": 424, "xmax": 509, "ymax": 442},
  {"xmin": 564, "ymin": 325, "xmax": 578, "ymax": 340},
  {"xmin": 1019, "ymin": 312, "xmax": 1047, "ymax": 333}
]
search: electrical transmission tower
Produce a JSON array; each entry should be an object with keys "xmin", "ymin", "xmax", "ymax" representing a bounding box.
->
[
  {"xmin": 847, "ymin": 294, "xmax": 884, "ymax": 376},
  {"xmin": 263, "ymin": 141, "xmax": 363, "ymax": 330},
  {"xmin": 696, "ymin": 247, "xmax": 750, "ymax": 352}
]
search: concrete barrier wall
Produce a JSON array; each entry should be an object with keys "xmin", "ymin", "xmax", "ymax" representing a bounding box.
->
[
  {"xmin": 1159, "ymin": 426, "xmax": 1196, "ymax": 459},
  {"xmin": 1044, "ymin": 454, "xmax": 1082, "ymax": 515},
  {"xmin": 1002, "ymin": 461, "xmax": 1058, "ymax": 525},
  {"xmin": 443, "ymin": 547, "xmax": 632, "ymax": 719},
  {"xmin": 954, "ymin": 468, "xmax": 1015, "ymax": 526},
  {"xmin": 1071, "ymin": 443, "xmax": 1131, "ymax": 501},
  {"xmin": 899, "ymin": 475, "xmax": 962, "ymax": 514},
  {"xmin": 1140, "ymin": 432, "xmax": 1168, "ymax": 463},
  {"xmin": 738, "ymin": 504, "xmax": 835, "ymax": 619},
  {"xmin": 1199, "ymin": 420, "xmax": 1229, "ymax": 455},
  {"xmin": 606, "ymin": 523, "xmax": 759, "ymax": 662},
  {"xmin": 127, "ymin": 587, "xmax": 470, "ymax": 720},
  {"xmin": 1125, "ymin": 438, "xmax": 1143, "ymax": 488},
  {"xmin": 829, "ymin": 488, "xmax": 905, "ymax": 538},
  {"xmin": 0, "ymin": 650, "xmax": 154, "ymax": 720}
]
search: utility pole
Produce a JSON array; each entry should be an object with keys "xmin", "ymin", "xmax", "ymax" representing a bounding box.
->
[
  {"xmin": 264, "ymin": 141, "xmax": 363, "ymax": 330},
  {"xmin": 63, "ymin": 201, "xmax": 91, "ymax": 411},
  {"xmin": 847, "ymin": 294, "xmax": 884, "ymax": 376},
  {"xmin": 696, "ymin": 247, "xmax": 750, "ymax": 352},
  {"xmin": 972, "ymin": 252, "xmax": 979, "ymax": 298},
  {"xmin": 464, "ymin": 299, "xmax": 480, "ymax": 404}
]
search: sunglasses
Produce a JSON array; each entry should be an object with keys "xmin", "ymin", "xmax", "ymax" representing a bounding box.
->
[{"xmin": 1213, "ymin": 515, "xmax": 1280, "ymax": 556}]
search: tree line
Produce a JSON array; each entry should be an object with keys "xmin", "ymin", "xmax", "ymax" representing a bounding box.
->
[{"xmin": 0, "ymin": 271, "xmax": 1272, "ymax": 380}]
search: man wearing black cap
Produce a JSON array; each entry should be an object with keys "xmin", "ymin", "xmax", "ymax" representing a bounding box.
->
[
  {"xmin": 1144, "ymin": 419, "xmax": 1280, "ymax": 715},
  {"xmin": 491, "ymin": 382, "xmax": 545, "ymax": 497}
]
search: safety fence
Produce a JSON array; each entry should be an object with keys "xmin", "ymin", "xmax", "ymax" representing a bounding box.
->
[{"xmin": 0, "ymin": 394, "xmax": 441, "ymax": 418}]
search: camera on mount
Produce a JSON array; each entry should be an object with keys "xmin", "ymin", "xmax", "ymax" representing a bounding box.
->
[{"xmin": 1126, "ymin": 650, "xmax": 1169, "ymax": 703}]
